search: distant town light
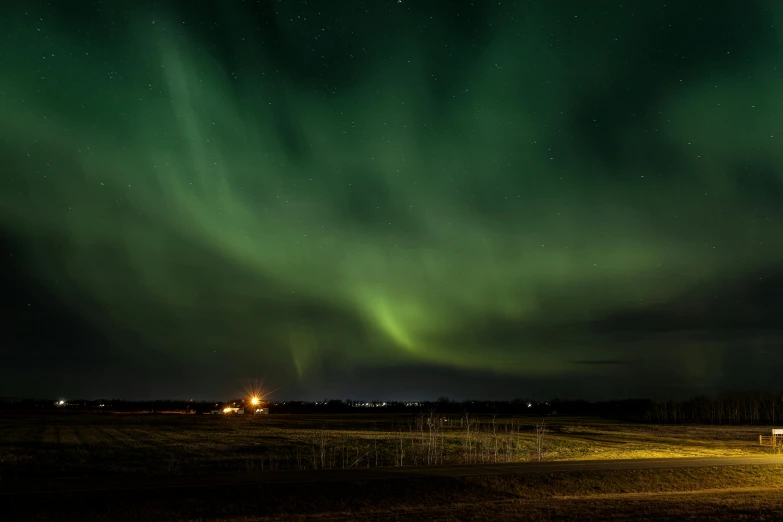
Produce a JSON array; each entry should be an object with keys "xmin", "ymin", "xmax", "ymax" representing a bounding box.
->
[{"xmin": 250, "ymin": 397, "xmax": 260, "ymax": 406}]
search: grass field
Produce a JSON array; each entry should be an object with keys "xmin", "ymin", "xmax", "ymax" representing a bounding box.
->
[
  {"xmin": 4, "ymin": 464, "xmax": 783, "ymax": 520},
  {"xmin": 0, "ymin": 412, "xmax": 776, "ymax": 480},
  {"xmin": 3, "ymin": 413, "xmax": 783, "ymax": 520}
]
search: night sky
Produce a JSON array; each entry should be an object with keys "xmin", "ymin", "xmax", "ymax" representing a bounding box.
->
[{"xmin": 2, "ymin": 1, "xmax": 782, "ymax": 401}]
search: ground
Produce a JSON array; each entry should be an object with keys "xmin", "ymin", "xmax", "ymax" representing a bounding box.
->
[{"xmin": 1, "ymin": 413, "xmax": 782, "ymax": 520}]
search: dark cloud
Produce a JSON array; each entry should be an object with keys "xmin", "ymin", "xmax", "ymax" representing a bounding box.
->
[
  {"xmin": 589, "ymin": 268, "xmax": 783, "ymax": 338},
  {"xmin": 572, "ymin": 360, "xmax": 630, "ymax": 366}
]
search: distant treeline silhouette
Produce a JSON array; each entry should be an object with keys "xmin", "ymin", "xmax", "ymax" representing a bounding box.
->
[
  {"xmin": 1, "ymin": 393, "xmax": 780, "ymax": 424},
  {"xmin": 645, "ymin": 392, "xmax": 783, "ymax": 425},
  {"xmin": 0, "ymin": 397, "xmax": 650, "ymax": 417}
]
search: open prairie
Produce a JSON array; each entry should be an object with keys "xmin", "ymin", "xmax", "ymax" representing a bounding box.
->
[
  {"xmin": 0, "ymin": 412, "xmax": 777, "ymax": 479},
  {"xmin": 3, "ymin": 413, "xmax": 783, "ymax": 520}
]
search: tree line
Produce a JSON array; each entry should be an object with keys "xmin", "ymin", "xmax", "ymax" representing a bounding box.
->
[
  {"xmin": 2, "ymin": 393, "xmax": 781, "ymax": 424},
  {"xmin": 646, "ymin": 392, "xmax": 783, "ymax": 425}
]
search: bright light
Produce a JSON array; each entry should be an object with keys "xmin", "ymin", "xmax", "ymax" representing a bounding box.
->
[
  {"xmin": 223, "ymin": 407, "xmax": 232, "ymax": 413},
  {"xmin": 58, "ymin": 400, "xmax": 65, "ymax": 405},
  {"xmin": 250, "ymin": 397, "xmax": 260, "ymax": 406}
]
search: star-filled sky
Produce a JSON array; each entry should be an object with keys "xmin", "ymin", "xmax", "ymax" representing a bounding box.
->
[{"xmin": 2, "ymin": 0, "xmax": 782, "ymax": 401}]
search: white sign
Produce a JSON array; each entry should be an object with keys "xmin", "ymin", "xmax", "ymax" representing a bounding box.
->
[{"xmin": 772, "ymin": 429, "xmax": 783, "ymax": 435}]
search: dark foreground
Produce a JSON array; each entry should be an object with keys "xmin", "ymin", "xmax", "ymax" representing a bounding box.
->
[
  {"xmin": 2, "ymin": 455, "xmax": 780, "ymax": 494},
  {"xmin": 3, "ymin": 457, "xmax": 783, "ymax": 521},
  {"xmin": 3, "ymin": 414, "xmax": 782, "ymax": 519}
]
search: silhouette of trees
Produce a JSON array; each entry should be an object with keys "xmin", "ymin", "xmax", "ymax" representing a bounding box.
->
[{"xmin": 646, "ymin": 392, "xmax": 783, "ymax": 425}]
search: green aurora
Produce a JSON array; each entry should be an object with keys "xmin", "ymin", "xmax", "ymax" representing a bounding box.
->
[{"xmin": 2, "ymin": 1, "xmax": 783, "ymax": 399}]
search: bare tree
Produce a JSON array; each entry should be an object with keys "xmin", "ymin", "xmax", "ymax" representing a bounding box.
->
[
  {"xmin": 535, "ymin": 418, "xmax": 547, "ymax": 462},
  {"xmin": 464, "ymin": 412, "xmax": 474, "ymax": 463}
]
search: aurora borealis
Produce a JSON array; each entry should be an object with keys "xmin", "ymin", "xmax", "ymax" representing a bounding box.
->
[{"xmin": 2, "ymin": 1, "xmax": 783, "ymax": 400}]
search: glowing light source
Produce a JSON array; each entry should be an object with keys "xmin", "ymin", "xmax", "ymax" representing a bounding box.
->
[{"xmin": 250, "ymin": 396, "xmax": 260, "ymax": 406}]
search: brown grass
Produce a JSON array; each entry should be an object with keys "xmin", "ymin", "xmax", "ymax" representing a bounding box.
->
[
  {"xmin": 4, "ymin": 413, "xmax": 783, "ymax": 519},
  {"xmin": 4, "ymin": 465, "xmax": 783, "ymax": 521},
  {"xmin": 0, "ymin": 413, "xmax": 776, "ymax": 480}
]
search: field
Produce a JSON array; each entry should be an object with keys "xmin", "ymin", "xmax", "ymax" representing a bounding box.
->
[
  {"xmin": 0, "ymin": 412, "xmax": 775, "ymax": 478},
  {"xmin": 2, "ymin": 412, "xmax": 783, "ymax": 520}
]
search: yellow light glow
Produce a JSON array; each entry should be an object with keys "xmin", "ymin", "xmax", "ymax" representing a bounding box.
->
[
  {"xmin": 223, "ymin": 407, "xmax": 232, "ymax": 413},
  {"xmin": 250, "ymin": 397, "xmax": 260, "ymax": 406}
]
